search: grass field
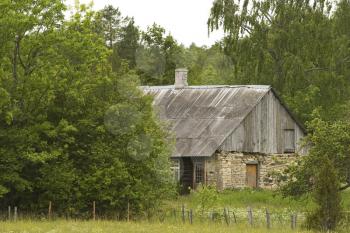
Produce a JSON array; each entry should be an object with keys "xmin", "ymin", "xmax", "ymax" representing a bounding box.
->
[
  {"xmin": 0, "ymin": 220, "xmax": 312, "ymax": 233},
  {"xmin": 166, "ymin": 189, "xmax": 310, "ymax": 211},
  {"xmin": 2, "ymin": 190, "xmax": 350, "ymax": 232},
  {"xmin": 166, "ymin": 188, "xmax": 350, "ymax": 211}
]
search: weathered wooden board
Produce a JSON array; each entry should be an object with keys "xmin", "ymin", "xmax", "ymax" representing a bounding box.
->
[{"xmin": 220, "ymin": 91, "xmax": 307, "ymax": 155}]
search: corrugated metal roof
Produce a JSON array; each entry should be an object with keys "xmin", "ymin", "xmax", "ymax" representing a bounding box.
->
[{"xmin": 141, "ymin": 85, "xmax": 271, "ymax": 157}]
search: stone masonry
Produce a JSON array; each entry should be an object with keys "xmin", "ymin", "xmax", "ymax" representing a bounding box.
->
[{"xmin": 205, "ymin": 151, "xmax": 299, "ymax": 190}]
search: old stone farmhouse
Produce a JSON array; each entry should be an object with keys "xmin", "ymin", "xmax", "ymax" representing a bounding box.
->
[{"xmin": 141, "ymin": 68, "xmax": 307, "ymax": 192}]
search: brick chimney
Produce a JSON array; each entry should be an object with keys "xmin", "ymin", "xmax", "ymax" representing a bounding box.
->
[{"xmin": 174, "ymin": 68, "xmax": 188, "ymax": 89}]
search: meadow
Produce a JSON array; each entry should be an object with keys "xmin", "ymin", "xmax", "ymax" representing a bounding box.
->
[{"xmin": 2, "ymin": 190, "xmax": 350, "ymax": 232}]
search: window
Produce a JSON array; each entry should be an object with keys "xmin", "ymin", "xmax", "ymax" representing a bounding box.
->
[
  {"xmin": 194, "ymin": 162, "xmax": 204, "ymax": 185},
  {"xmin": 284, "ymin": 129, "xmax": 295, "ymax": 153},
  {"xmin": 170, "ymin": 159, "xmax": 180, "ymax": 182}
]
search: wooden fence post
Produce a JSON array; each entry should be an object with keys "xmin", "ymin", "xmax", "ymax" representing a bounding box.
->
[
  {"xmin": 48, "ymin": 201, "xmax": 52, "ymax": 220},
  {"xmin": 266, "ymin": 208, "xmax": 271, "ymax": 229},
  {"xmin": 93, "ymin": 201, "xmax": 96, "ymax": 221},
  {"xmin": 291, "ymin": 213, "xmax": 297, "ymax": 230},
  {"xmin": 8, "ymin": 206, "xmax": 11, "ymax": 221},
  {"xmin": 247, "ymin": 207, "xmax": 253, "ymax": 226},
  {"xmin": 14, "ymin": 206, "xmax": 17, "ymax": 221},
  {"xmin": 189, "ymin": 209, "xmax": 193, "ymax": 224},
  {"xmin": 224, "ymin": 207, "xmax": 230, "ymax": 225},
  {"xmin": 232, "ymin": 210, "xmax": 237, "ymax": 224},
  {"xmin": 127, "ymin": 201, "xmax": 130, "ymax": 222},
  {"xmin": 181, "ymin": 204, "xmax": 185, "ymax": 223}
]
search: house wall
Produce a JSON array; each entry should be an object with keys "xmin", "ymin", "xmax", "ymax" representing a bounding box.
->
[
  {"xmin": 219, "ymin": 91, "xmax": 308, "ymax": 155},
  {"xmin": 205, "ymin": 151, "xmax": 298, "ymax": 190}
]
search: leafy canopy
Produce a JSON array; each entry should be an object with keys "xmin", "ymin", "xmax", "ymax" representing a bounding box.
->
[{"xmin": 0, "ymin": 1, "xmax": 174, "ymax": 216}]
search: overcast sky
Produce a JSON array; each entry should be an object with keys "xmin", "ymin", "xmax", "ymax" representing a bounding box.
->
[{"xmin": 65, "ymin": 0, "xmax": 224, "ymax": 47}]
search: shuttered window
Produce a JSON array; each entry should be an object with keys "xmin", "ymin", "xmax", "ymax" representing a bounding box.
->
[{"xmin": 284, "ymin": 129, "xmax": 295, "ymax": 153}]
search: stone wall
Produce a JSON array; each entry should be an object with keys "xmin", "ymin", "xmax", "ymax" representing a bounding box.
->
[{"xmin": 205, "ymin": 151, "xmax": 299, "ymax": 190}]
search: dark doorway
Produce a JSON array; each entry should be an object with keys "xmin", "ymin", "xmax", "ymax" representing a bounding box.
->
[{"xmin": 180, "ymin": 157, "xmax": 193, "ymax": 194}]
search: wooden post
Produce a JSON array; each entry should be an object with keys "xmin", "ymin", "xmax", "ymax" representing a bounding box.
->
[
  {"xmin": 224, "ymin": 207, "xmax": 229, "ymax": 225},
  {"xmin": 92, "ymin": 201, "xmax": 96, "ymax": 221},
  {"xmin": 266, "ymin": 208, "xmax": 271, "ymax": 229},
  {"xmin": 247, "ymin": 207, "xmax": 253, "ymax": 226},
  {"xmin": 291, "ymin": 214, "xmax": 295, "ymax": 229},
  {"xmin": 14, "ymin": 206, "xmax": 17, "ymax": 221},
  {"xmin": 127, "ymin": 201, "xmax": 130, "ymax": 222},
  {"xmin": 291, "ymin": 213, "xmax": 297, "ymax": 229},
  {"xmin": 232, "ymin": 210, "xmax": 237, "ymax": 224},
  {"xmin": 173, "ymin": 208, "xmax": 176, "ymax": 219},
  {"xmin": 248, "ymin": 207, "xmax": 253, "ymax": 226},
  {"xmin": 189, "ymin": 209, "xmax": 193, "ymax": 224},
  {"xmin": 181, "ymin": 204, "xmax": 185, "ymax": 223},
  {"xmin": 8, "ymin": 206, "xmax": 11, "ymax": 221},
  {"xmin": 48, "ymin": 201, "xmax": 52, "ymax": 220}
]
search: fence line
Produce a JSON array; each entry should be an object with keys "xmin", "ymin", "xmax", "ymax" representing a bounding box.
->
[{"xmin": 3, "ymin": 203, "xmax": 350, "ymax": 230}]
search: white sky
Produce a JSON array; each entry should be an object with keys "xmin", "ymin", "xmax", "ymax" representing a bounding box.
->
[{"xmin": 65, "ymin": 0, "xmax": 224, "ymax": 47}]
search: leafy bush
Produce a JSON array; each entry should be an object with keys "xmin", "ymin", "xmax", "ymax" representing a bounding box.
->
[{"xmin": 191, "ymin": 185, "xmax": 220, "ymax": 213}]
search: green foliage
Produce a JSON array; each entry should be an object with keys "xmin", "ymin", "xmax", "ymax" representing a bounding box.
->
[
  {"xmin": 191, "ymin": 185, "xmax": 220, "ymax": 212},
  {"xmin": 94, "ymin": 5, "xmax": 123, "ymax": 48},
  {"xmin": 280, "ymin": 113, "xmax": 350, "ymax": 197},
  {"xmin": 208, "ymin": 0, "xmax": 350, "ymax": 123},
  {"xmin": 306, "ymin": 157, "xmax": 342, "ymax": 231},
  {"xmin": 184, "ymin": 44, "xmax": 234, "ymax": 85},
  {"xmin": 138, "ymin": 23, "xmax": 184, "ymax": 85},
  {"xmin": 116, "ymin": 18, "xmax": 140, "ymax": 69},
  {"xmin": 0, "ymin": 1, "xmax": 174, "ymax": 216}
]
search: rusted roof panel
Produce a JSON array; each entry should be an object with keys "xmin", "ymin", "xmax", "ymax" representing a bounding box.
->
[{"xmin": 141, "ymin": 85, "xmax": 270, "ymax": 157}]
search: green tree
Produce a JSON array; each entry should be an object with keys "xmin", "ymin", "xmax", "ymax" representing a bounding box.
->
[
  {"xmin": 95, "ymin": 5, "xmax": 123, "ymax": 49},
  {"xmin": 138, "ymin": 23, "xmax": 185, "ymax": 85},
  {"xmin": 184, "ymin": 43, "xmax": 233, "ymax": 85},
  {"xmin": 280, "ymin": 112, "xmax": 350, "ymax": 197},
  {"xmin": 116, "ymin": 17, "xmax": 140, "ymax": 69},
  {"xmin": 306, "ymin": 157, "xmax": 342, "ymax": 231},
  {"xmin": 94, "ymin": 6, "xmax": 140, "ymax": 72},
  {"xmin": 208, "ymin": 0, "xmax": 350, "ymax": 122},
  {"xmin": 0, "ymin": 1, "xmax": 174, "ymax": 216}
]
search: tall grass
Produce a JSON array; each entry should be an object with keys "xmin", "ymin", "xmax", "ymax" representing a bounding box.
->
[
  {"xmin": 167, "ymin": 188, "xmax": 350, "ymax": 210},
  {"xmin": 166, "ymin": 189, "xmax": 312, "ymax": 211},
  {"xmin": 2, "ymin": 190, "xmax": 350, "ymax": 232}
]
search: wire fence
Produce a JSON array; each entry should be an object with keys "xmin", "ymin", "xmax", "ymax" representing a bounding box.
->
[
  {"xmin": 3, "ymin": 204, "xmax": 350, "ymax": 230},
  {"xmin": 154, "ymin": 206, "xmax": 304, "ymax": 229}
]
